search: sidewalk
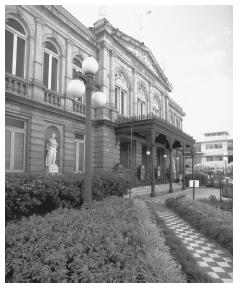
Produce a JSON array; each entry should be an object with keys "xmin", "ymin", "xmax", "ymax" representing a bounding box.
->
[
  {"xmin": 141, "ymin": 197, "xmax": 233, "ymax": 283},
  {"xmin": 130, "ymin": 184, "xmax": 228, "ymax": 204}
]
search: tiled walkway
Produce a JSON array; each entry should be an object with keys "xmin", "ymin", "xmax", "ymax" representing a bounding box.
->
[{"xmin": 146, "ymin": 201, "xmax": 233, "ymax": 283}]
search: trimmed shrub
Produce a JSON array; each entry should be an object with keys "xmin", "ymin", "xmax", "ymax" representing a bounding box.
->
[
  {"xmin": 133, "ymin": 199, "xmax": 185, "ymax": 283},
  {"xmin": 6, "ymin": 197, "xmax": 138, "ymax": 283},
  {"xmin": 165, "ymin": 197, "xmax": 233, "ymax": 254},
  {"xmin": 5, "ymin": 173, "xmax": 129, "ymax": 222},
  {"xmin": 6, "ymin": 197, "xmax": 184, "ymax": 283},
  {"xmin": 184, "ymin": 172, "xmax": 208, "ymax": 187},
  {"xmin": 200, "ymin": 195, "xmax": 233, "ymax": 212}
]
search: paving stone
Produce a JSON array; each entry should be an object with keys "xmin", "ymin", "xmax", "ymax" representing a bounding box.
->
[{"xmin": 145, "ymin": 200, "xmax": 233, "ymax": 283}]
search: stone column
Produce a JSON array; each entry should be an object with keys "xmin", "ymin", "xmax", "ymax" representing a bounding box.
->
[
  {"xmin": 32, "ymin": 17, "xmax": 44, "ymax": 101},
  {"xmin": 168, "ymin": 138, "xmax": 173, "ymax": 193},
  {"xmin": 150, "ymin": 129, "xmax": 156, "ymax": 197},
  {"xmin": 148, "ymin": 82, "xmax": 152, "ymax": 115},
  {"xmin": 64, "ymin": 39, "xmax": 73, "ymax": 92},
  {"xmin": 98, "ymin": 43, "xmax": 109, "ymax": 97},
  {"xmin": 132, "ymin": 68, "xmax": 137, "ymax": 116},
  {"xmin": 109, "ymin": 50, "xmax": 115, "ymax": 108},
  {"xmin": 165, "ymin": 94, "xmax": 169, "ymax": 121},
  {"xmin": 182, "ymin": 145, "xmax": 186, "ymax": 190}
]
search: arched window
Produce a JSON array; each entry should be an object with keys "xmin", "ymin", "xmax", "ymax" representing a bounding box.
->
[
  {"xmin": 72, "ymin": 57, "xmax": 82, "ymax": 79},
  {"xmin": 152, "ymin": 94, "xmax": 162, "ymax": 118},
  {"xmin": 5, "ymin": 18, "xmax": 26, "ymax": 78},
  {"xmin": 115, "ymin": 72, "xmax": 128, "ymax": 116},
  {"xmin": 43, "ymin": 41, "xmax": 59, "ymax": 91},
  {"xmin": 137, "ymin": 83, "xmax": 147, "ymax": 117}
]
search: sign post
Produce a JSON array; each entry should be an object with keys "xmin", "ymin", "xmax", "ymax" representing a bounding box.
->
[{"xmin": 189, "ymin": 180, "xmax": 199, "ymax": 199}]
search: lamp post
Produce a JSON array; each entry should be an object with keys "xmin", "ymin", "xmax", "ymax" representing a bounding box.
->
[
  {"xmin": 67, "ymin": 56, "xmax": 99, "ymax": 208},
  {"xmin": 163, "ymin": 153, "xmax": 167, "ymax": 183},
  {"xmin": 146, "ymin": 150, "xmax": 150, "ymax": 185}
]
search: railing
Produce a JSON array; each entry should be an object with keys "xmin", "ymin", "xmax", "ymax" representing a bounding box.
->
[
  {"xmin": 115, "ymin": 113, "xmax": 194, "ymax": 139},
  {"xmin": 43, "ymin": 89, "xmax": 64, "ymax": 108},
  {"xmin": 72, "ymin": 99, "xmax": 86, "ymax": 115},
  {"xmin": 5, "ymin": 73, "xmax": 29, "ymax": 97}
]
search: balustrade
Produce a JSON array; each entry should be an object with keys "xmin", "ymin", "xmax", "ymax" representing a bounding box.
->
[{"xmin": 5, "ymin": 73, "xmax": 29, "ymax": 97}]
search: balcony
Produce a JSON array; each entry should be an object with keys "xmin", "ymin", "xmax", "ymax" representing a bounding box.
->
[
  {"xmin": 115, "ymin": 113, "xmax": 194, "ymax": 143},
  {"xmin": 72, "ymin": 99, "xmax": 86, "ymax": 115},
  {"xmin": 5, "ymin": 73, "xmax": 29, "ymax": 97},
  {"xmin": 43, "ymin": 88, "xmax": 64, "ymax": 108}
]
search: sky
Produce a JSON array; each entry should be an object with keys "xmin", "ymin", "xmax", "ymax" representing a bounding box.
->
[{"xmin": 64, "ymin": 5, "xmax": 233, "ymax": 140}]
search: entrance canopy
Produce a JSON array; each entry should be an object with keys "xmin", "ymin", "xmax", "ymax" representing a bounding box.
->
[{"xmin": 115, "ymin": 113, "xmax": 195, "ymax": 150}]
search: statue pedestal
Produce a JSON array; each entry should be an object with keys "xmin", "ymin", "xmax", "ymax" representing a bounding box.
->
[{"xmin": 46, "ymin": 165, "xmax": 59, "ymax": 174}]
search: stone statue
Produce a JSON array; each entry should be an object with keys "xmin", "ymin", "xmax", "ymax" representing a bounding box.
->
[{"xmin": 45, "ymin": 133, "xmax": 58, "ymax": 168}]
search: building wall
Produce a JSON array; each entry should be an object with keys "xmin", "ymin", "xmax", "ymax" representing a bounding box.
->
[{"xmin": 5, "ymin": 5, "xmax": 189, "ymax": 176}]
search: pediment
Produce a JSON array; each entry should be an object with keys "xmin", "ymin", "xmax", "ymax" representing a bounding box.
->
[{"xmin": 111, "ymin": 29, "xmax": 171, "ymax": 89}]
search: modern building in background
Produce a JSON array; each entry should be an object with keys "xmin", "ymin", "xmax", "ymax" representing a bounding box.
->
[
  {"xmin": 5, "ymin": 5, "xmax": 194, "ymax": 184},
  {"xmin": 191, "ymin": 131, "xmax": 233, "ymax": 173}
]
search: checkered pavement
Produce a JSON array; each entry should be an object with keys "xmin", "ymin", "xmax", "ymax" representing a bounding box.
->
[{"xmin": 155, "ymin": 208, "xmax": 233, "ymax": 283}]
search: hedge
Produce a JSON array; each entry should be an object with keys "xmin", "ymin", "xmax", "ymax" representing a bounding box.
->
[
  {"xmin": 5, "ymin": 173, "xmax": 129, "ymax": 222},
  {"xmin": 133, "ymin": 199, "xmax": 185, "ymax": 283},
  {"xmin": 6, "ymin": 197, "xmax": 184, "ymax": 283},
  {"xmin": 165, "ymin": 196, "xmax": 233, "ymax": 254},
  {"xmin": 184, "ymin": 172, "xmax": 208, "ymax": 186},
  {"xmin": 200, "ymin": 195, "xmax": 232, "ymax": 212}
]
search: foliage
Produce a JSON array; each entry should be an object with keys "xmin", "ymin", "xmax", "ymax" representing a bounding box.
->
[
  {"xmin": 200, "ymin": 195, "xmax": 232, "ymax": 212},
  {"xmin": 6, "ymin": 197, "xmax": 184, "ymax": 283},
  {"xmin": 5, "ymin": 173, "xmax": 129, "ymax": 222},
  {"xmin": 147, "ymin": 202, "xmax": 214, "ymax": 283},
  {"xmin": 184, "ymin": 172, "xmax": 208, "ymax": 186},
  {"xmin": 133, "ymin": 199, "xmax": 185, "ymax": 283},
  {"xmin": 165, "ymin": 196, "xmax": 233, "ymax": 254}
]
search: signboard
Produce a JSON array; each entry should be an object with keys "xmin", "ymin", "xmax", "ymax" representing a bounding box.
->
[{"xmin": 189, "ymin": 180, "xmax": 199, "ymax": 188}]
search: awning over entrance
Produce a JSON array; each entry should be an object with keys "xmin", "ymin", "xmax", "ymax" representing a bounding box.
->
[{"xmin": 115, "ymin": 113, "xmax": 195, "ymax": 196}]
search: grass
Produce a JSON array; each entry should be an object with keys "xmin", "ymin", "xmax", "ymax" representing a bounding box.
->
[{"xmin": 146, "ymin": 201, "xmax": 214, "ymax": 283}]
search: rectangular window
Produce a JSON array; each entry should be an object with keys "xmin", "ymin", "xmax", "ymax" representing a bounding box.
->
[
  {"xmin": 5, "ymin": 30, "xmax": 13, "ymax": 74},
  {"xmin": 43, "ymin": 52, "xmax": 49, "ymax": 88},
  {"xmin": 5, "ymin": 117, "xmax": 25, "ymax": 172},
  {"xmin": 51, "ymin": 56, "xmax": 58, "ymax": 91},
  {"xmin": 16, "ymin": 37, "xmax": 25, "ymax": 77},
  {"xmin": 121, "ymin": 90, "xmax": 124, "ymax": 115},
  {"xmin": 14, "ymin": 132, "xmax": 24, "ymax": 170},
  {"xmin": 5, "ymin": 130, "xmax": 11, "ymax": 170}
]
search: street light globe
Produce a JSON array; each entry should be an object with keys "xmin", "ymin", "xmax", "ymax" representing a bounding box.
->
[
  {"xmin": 163, "ymin": 154, "xmax": 167, "ymax": 158},
  {"xmin": 146, "ymin": 150, "xmax": 150, "ymax": 156},
  {"xmin": 82, "ymin": 56, "xmax": 99, "ymax": 74},
  {"xmin": 67, "ymin": 79, "xmax": 86, "ymax": 98},
  {"xmin": 93, "ymin": 91, "xmax": 107, "ymax": 107}
]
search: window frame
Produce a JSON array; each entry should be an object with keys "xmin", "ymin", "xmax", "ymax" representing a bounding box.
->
[
  {"xmin": 5, "ymin": 118, "xmax": 26, "ymax": 173},
  {"xmin": 5, "ymin": 18, "xmax": 26, "ymax": 78},
  {"xmin": 115, "ymin": 85, "xmax": 127, "ymax": 116},
  {"xmin": 43, "ymin": 41, "xmax": 59, "ymax": 91}
]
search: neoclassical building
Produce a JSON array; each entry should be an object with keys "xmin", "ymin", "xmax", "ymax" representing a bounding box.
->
[{"xmin": 5, "ymin": 5, "xmax": 194, "ymax": 186}]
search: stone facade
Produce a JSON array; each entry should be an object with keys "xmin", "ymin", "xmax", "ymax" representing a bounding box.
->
[{"xmin": 5, "ymin": 5, "xmax": 191, "ymax": 182}]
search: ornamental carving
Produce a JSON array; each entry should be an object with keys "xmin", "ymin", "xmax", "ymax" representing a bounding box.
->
[
  {"xmin": 115, "ymin": 72, "xmax": 128, "ymax": 89},
  {"xmin": 137, "ymin": 83, "xmax": 147, "ymax": 100}
]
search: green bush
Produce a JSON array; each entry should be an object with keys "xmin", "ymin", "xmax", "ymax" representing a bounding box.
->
[
  {"xmin": 184, "ymin": 172, "xmax": 208, "ymax": 186},
  {"xmin": 6, "ymin": 197, "xmax": 184, "ymax": 283},
  {"xmin": 165, "ymin": 197, "xmax": 233, "ymax": 254},
  {"xmin": 6, "ymin": 173, "xmax": 129, "ymax": 222},
  {"xmin": 200, "ymin": 195, "xmax": 232, "ymax": 212},
  {"xmin": 133, "ymin": 199, "xmax": 184, "ymax": 283},
  {"xmin": 6, "ymin": 197, "xmax": 138, "ymax": 283}
]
